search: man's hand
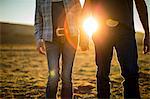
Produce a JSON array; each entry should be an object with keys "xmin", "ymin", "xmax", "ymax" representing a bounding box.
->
[
  {"xmin": 36, "ymin": 39, "xmax": 46, "ymax": 55},
  {"xmin": 143, "ymin": 35, "xmax": 149, "ymax": 54}
]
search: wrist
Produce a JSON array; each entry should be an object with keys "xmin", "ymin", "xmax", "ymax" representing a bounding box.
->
[{"xmin": 36, "ymin": 39, "xmax": 43, "ymax": 46}]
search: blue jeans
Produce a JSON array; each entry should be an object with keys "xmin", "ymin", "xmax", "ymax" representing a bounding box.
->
[
  {"xmin": 45, "ymin": 37, "xmax": 77, "ymax": 99},
  {"xmin": 93, "ymin": 26, "xmax": 140, "ymax": 98}
]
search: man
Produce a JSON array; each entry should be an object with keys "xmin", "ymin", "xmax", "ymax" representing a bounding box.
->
[
  {"xmin": 83, "ymin": 0, "xmax": 149, "ymax": 98},
  {"xmin": 34, "ymin": 0, "xmax": 81, "ymax": 98}
]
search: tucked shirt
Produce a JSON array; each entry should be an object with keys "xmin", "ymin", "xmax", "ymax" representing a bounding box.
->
[
  {"xmin": 34, "ymin": 0, "xmax": 81, "ymax": 42},
  {"xmin": 52, "ymin": 1, "xmax": 66, "ymax": 38}
]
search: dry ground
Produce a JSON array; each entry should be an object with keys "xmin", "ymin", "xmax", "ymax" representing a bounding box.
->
[{"xmin": 0, "ymin": 32, "xmax": 150, "ymax": 98}]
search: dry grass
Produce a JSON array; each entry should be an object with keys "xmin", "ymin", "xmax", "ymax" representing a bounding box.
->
[{"xmin": 0, "ymin": 32, "xmax": 149, "ymax": 98}]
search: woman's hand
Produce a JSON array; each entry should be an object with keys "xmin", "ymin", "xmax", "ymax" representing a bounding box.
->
[{"xmin": 36, "ymin": 39, "xmax": 46, "ymax": 55}]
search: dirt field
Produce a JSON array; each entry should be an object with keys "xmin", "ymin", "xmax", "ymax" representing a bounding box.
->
[{"xmin": 0, "ymin": 32, "xmax": 150, "ymax": 98}]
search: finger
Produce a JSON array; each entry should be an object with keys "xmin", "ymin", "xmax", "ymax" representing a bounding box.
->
[
  {"xmin": 37, "ymin": 47, "xmax": 43, "ymax": 55},
  {"xmin": 143, "ymin": 46, "xmax": 147, "ymax": 54},
  {"xmin": 81, "ymin": 47, "xmax": 87, "ymax": 51},
  {"xmin": 41, "ymin": 46, "xmax": 46, "ymax": 55},
  {"xmin": 146, "ymin": 48, "xmax": 150, "ymax": 54},
  {"xmin": 81, "ymin": 46, "xmax": 89, "ymax": 51},
  {"xmin": 147, "ymin": 45, "xmax": 149, "ymax": 52},
  {"xmin": 39, "ymin": 47, "xmax": 46, "ymax": 55},
  {"xmin": 143, "ymin": 46, "xmax": 148, "ymax": 54}
]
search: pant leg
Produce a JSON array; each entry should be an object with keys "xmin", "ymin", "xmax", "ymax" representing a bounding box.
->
[
  {"xmin": 61, "ymin": 37, "xmax": 78, "ymax": 99},
  {"xmin": 115, "ymin": 33, "xmax": 140, "ymax": 98},
  {"xmin": 93, "ymin": 34, "xmax": 114, "ymax": 98},
  {"xmin": 45, "ymin": 41, "xmax": 61, "ymax": 99}
]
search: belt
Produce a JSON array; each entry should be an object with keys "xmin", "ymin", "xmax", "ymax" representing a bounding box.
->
[{"xmin": 56, "ymin": 27, "xmax": 65, "ymax": 36}]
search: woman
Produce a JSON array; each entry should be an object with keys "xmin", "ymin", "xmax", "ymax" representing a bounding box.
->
[{"xmin": 34, "ymin": 0, "xmax": 81, "ymax": 98}]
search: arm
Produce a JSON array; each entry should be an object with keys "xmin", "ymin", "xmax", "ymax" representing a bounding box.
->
[
  {"xmin": 83, "ymin": 0, "xmax": 93, "ymax": 9},
  {"xmin": 135, "ymin": 0, "xmax": 149, "ymax": 54},
  {"xmin": 82, "ymin": 0, "xmax": 93, "ymax": 14},
  {"xmin": 79, "ymin": 28, "xmax": 89, "ymax": 51},
  {"xmin": 34, "ymin": 0, "xmax": 45, "ymax": 55},
  {"xmin": 34, "ymin": 0, "xmax": 43, "ymax": 42}
]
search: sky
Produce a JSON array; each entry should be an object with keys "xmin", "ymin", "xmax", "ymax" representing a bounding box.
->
[{"xmin": 0, "ymin": 0, "xmax": 149, "ymax": 33}]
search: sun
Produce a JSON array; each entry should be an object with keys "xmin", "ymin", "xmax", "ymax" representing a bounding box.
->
[{"xmin": 83, "ymin": 16, "xmax": 99, "ymax": 37}]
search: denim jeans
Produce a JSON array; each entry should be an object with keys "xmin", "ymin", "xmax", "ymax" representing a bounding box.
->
[
  {"xmin": 45, "ymin": 37, "xmax": 77, "ymax": 99},
  {"xmin": 93, "ymin": 26, "xmax": 140, "ymax": 98}
]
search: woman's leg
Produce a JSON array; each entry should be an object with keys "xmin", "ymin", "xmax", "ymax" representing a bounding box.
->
[
  {"xmin": 45, "ymin": 41, "xmax": 61, "ymax": 99},
  {"xmin": 61, "ymin": 37, "xmax": 78, "ymax": 99}
]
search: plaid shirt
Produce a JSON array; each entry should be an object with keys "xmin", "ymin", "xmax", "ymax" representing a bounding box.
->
[{"xmin": 34, "ymin": 0, "xmax": 81, "ymax": 42}]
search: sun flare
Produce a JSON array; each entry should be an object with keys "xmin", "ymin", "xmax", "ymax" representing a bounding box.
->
[{"xmin": 83, "ymin": 16, "xmax": 99, "ymax": 37}]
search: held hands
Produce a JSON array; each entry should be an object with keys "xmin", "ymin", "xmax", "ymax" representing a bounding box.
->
[
  {"xmin": 79, "ymin": 30, "xmax": 89, "ymax": 51},
  {"xmin": 79, "ymin": 0, "xmax": 93, "ymax": 51},
  {"xmin": 143, "ymin": 35, "xmax": 150, "ymax": 54},
  {"xmin": 36, "ymin": 39, "xmax": 46, "ymax": 55},
  {"xmin": 79, "ymin": 40, "xmax": 89, "ymax": 51}
]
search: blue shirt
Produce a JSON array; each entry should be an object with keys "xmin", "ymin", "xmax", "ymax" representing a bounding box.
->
[{"xmin": 34, "ymin": 0, "xmax": 81, "ymax": 42}]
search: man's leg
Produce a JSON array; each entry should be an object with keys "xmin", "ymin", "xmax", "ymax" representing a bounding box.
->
[
  {"xmin": 115, "ymin": 33, "xmax": 140, "ymax": 98},
  {"xmin": 45, "ymin": 41, "xmax": 61, "ymax": 99},
  {"xmin": 61, "ymin": 37, "xmax": 77, "ymax": 99},
  {"xmin": 93, "ymin": 36, "xmax": 113, "ymax": 98}
]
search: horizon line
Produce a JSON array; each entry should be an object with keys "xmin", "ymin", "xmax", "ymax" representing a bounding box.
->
[{"xmin": 0, "ymin": 21, "xmax": 145, "ymax": 33}]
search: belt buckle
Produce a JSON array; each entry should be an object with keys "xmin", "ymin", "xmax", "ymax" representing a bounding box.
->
[
  {"xmin": 106, "ymin": 19, "xmax": 119, "ymax": 27},
  {"xmin": 56, "ymin": 27, "xmax": 65, "ymax": 37}
]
